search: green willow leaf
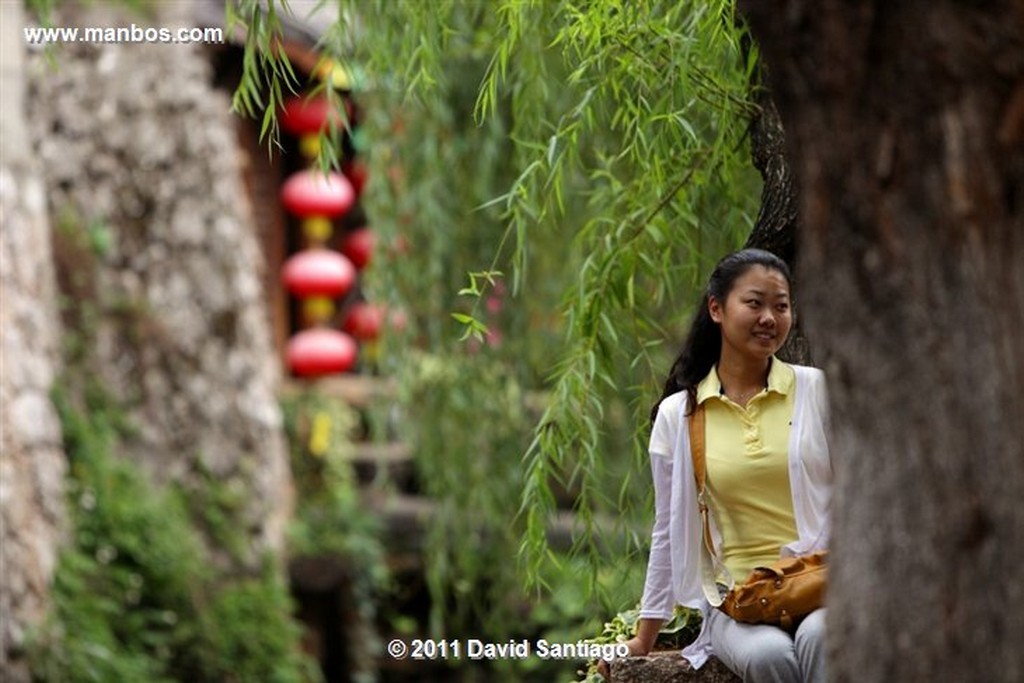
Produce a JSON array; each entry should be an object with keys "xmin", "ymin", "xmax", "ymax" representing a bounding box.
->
[{"xmin": 232, "ymin": 0, "xmax": 760, "ymax": 633}]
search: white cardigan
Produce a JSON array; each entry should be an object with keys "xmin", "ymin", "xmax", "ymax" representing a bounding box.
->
[{"xmin": 638, "ymin": 364, "xmax": 832, "ymax": 668}]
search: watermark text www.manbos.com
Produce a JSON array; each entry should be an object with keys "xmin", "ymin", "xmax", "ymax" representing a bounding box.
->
[{"xmin": 24, "ymin": 24, "xmax": 225, "ymax": 46}]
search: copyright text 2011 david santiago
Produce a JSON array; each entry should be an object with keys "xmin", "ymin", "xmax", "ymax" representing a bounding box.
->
[{"xmin": 387, "ymin": 637, "xmax": 630, "ymax": 661}]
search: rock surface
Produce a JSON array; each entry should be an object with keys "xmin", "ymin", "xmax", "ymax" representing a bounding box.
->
[
  {"xmin": 4, "ymin": 1, "xmax": 297, "ymax": 675},
  {"xmin": 1, "ymin": 3, "xmax": 67, "ymax": 681},
  {"xmin": 24, "ymin": 3, "xmax": 292, "ymax": 569},
  {"xmin": 610, "ymin": 653, "xmax": 741, "ymax": 683}
]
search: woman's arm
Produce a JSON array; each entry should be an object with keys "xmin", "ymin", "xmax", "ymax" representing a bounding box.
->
[
  {"xmin": 626, "ymin": 617, "xmax": 665, "ymax": 654},
  {"xmin": 599, "ymin": 402, "xmax": 679, "ymax": 680},
  {"xmin": 597, "ymin": 617, "xmax": 664, "ymax": 679},
  {"xmin": 629, "ymin": 451, "xmax": 673, "ymax": 657},
  {"xmin": 638, "ymin": 448, "xmax": 676, "ymax": 619}
]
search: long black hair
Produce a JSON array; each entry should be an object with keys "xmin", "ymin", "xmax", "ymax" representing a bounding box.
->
[{"xmin": 651, "ymin": 248, "xmax": 792, "ymax": 423}]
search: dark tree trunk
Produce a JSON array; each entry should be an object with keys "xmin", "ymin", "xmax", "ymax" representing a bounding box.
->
[
  {"xmin": 745, "ymin": 91, "xmax": 799, "ymax": 267},
  {"xmin": 740, "ymin": 1, "xmax": 1024, "ymax": 681},
  {"xmin": 742, "ymin": 83, "xmax": 811, "ymax": 364}
]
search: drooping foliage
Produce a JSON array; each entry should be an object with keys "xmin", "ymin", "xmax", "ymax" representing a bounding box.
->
[{"xmin": 232, "ymin": 0, "xmax": 760, "ymax": 627}]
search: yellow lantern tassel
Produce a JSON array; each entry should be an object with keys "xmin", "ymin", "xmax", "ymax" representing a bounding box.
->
[
  {"xmin": 303, "ymin": 297, "xmax": 335, "ymax": 326},
  {"xmin": 364, "ymin": 339, "xmax": 380, "ymax": 369},
  {"xmin": 309, "ymin": 411, "xmax": 332, "ymax": 457},
  {"xmin": 317, "ymin": 60, "xmax": 353, "ymax": 91},
  {"xmin": 299, "ymin": 134, "xmax": 322, "ymax": 160},
  {"xmin": 302, "ymin": 216, "xmax": 333, "ymax": 246}
]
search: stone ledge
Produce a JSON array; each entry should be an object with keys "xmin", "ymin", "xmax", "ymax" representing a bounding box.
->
[{"xmin": 610, "ymin": 652, "xmax": 740, "ymax": 683}]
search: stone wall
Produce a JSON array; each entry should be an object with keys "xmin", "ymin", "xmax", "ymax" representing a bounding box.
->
[
  {"xmin": 23, "ymin": 2, "xmax": 292, "ymax": 569},
  {"xmin": 0, "ymin": 3, "xmax": 68, "ymax": 681},
  {"xmin": 3, "ymin": 1, "xmax": 297, "ymax": 675}
]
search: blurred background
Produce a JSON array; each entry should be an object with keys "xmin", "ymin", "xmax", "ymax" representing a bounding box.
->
[{"xmin": 1, "ymin": 1, "xmax": 759, "ymax": 681}]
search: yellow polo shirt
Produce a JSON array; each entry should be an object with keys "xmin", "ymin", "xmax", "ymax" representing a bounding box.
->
[{"xmin": 697, "ymin": 358, "xmax": 797, "ymax": 582}]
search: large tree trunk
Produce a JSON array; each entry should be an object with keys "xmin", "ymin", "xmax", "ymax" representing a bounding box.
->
[
  {"xmin": 740, "ymin": 1, "xmax": 1024, "ymax": 681},
  {"xmin": 744, "ymin": 91, "xmax": 799, "ymax": 267}
]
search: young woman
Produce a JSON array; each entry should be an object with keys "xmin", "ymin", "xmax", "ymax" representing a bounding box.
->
[{"xmin": 618, "ymin": 248, "xmax": 831, "ymax": 682}]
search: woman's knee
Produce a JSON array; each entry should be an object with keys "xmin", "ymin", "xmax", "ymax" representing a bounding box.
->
[
  {"xmin": 710, "ymin": 611, "xmax": 800, "ymax": 682},
  {"xmin": 717, "ymin": 625, "xmax": 798, "ymax": 681},
  {"xmin": 793, "ymin": 608, "xmax": 826, "ymax": 652},
  {"xmin": 738, "ymin": 638, "xmax": 800, "ymax": 681},
  {"xmin": 792, "ymin": 609, "xmax": 827, "ymax": 682}
]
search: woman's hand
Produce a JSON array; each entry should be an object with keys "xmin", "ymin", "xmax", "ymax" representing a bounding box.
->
[
  {"xmin": 622, "ymin": 636, "xmax": 652, "ymax": 656},
  {"xmin": 595, "ymin": 635, "xmax": 653, "ymax": 680}
]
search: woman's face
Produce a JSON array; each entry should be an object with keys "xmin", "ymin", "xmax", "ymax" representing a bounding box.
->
[{"xmin": 708, "ymin": 265, "xmax": 792, "ymax": 362}]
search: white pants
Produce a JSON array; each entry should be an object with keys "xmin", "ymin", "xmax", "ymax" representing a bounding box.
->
[{"xmin": 707, "ymin": 608, "xmax": 827, "ymax": 683}]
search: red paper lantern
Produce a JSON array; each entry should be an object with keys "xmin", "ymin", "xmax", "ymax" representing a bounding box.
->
[
  {"xmin": 279, "ymin": 94, "xmax": 352, "ymax": 137},
  {"xmin": 339, "ymin": 227, "xmax": 375, "ymax": 270},
  {"xmin": 280, "ymin": 170, "xmax": 355, "ymax": 218},
  {"xmin": 282, "ymin": 249, "xmax": 356, "ymax": 298},
  {"xmin": 287, "ymin": 329, "xmax": 357, "ymax": 377},
  {"xmin": 342, "ymin": 302, "xmax": 384, "ymax": 341},
  {"xmin": 343, "ymin": 160, "xmax": 369, "ymax": 196}
]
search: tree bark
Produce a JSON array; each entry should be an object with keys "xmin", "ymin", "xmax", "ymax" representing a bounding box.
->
[
  {"xmin": 745, "ymin": 91, "xmax": 799, "ymax": 267},
  {"xmin": 739, "ymin": 1, "xmax": 1024, "ymax": 681},
  {"xmin": 742, "ymin": 82, "xmax": 811, "ymax": 364}
]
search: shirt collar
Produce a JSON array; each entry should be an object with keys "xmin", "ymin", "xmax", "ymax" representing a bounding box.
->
[
  {"xmin": 696, "ymin": 366, "xmax": 724, "ymax": 405},
  {"xmin": 696, "ymin": 356, "xmax": 794, "ymax": 405},
  {"xmin": 766, "ymin": 357, "xmax": 795, "ymax": 396}
]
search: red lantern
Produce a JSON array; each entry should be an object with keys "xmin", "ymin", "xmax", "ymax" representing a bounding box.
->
[
  {"xmin": 280, "ymin": 170, "xmax": 355, "ymax": 218},
  {"xmin": 287, "ymin": 329, "xmax": 357, "ymax": 377},
  {"xmin": 342, "ymin": 302, "xmax": 384, "ymax": 341},
  {"xmin": 339, "ymin": 227, "xmax": 375, "ymax": 270},
  {"xmin": 279, "ymin": 94, "xmax": 352, "ymax": 137},
  {"xmin": 343, "ymin": 160, "xmax": 369, "ymax": 196},
  {"xmin": 282, "ymin": 249, "xmax": 356, "ymax": 298}
]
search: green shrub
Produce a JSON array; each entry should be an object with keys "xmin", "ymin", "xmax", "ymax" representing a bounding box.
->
[
  {"xmin": 192, "ymin": 573, "xmax": 320, "ymax": 683},
  {"xmin": 29, "ymin": 385, "xmax": 320, "ymax": 683}
]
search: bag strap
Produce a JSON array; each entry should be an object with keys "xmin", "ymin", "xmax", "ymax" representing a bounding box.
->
[{"xmin": 688, "ymin": 402, "xmax": 731, "ymax": 607}]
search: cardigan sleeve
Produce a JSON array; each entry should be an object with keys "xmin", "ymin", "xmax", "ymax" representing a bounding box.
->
[
  {"xmin": 638, "ymin": 402, "xmax": 677, "ymax": 621},
  {"xmin": 785, "ymin": 365, "xmax": 834, "ymax": 555}
]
